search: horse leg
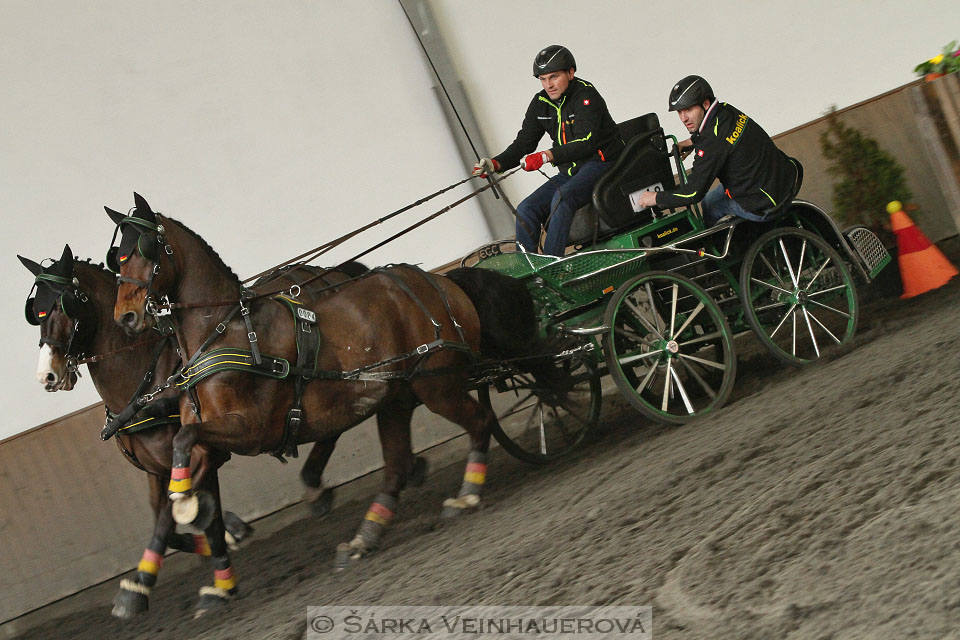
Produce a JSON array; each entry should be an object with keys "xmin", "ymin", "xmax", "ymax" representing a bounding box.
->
[
  {"xmin": 300, "ymin": 436, "xmax": 340, "ymax": 518},
  {"xmin": 416, "ymin": 385, "xmax": 496, "ymax": 519},
  {"xmin": 167, "ymin": 424, "xmax": 217, "ymax": 529},
  {"xmin": 112, "ymin": 474, "xmax": 173, "ymax": 619},
  {"xmin": 334, "ymin": 398, "xmax": 415, "ymax": 570},
  {"xmin": 192, "ymin": 470, "xmax": 236, "ymax": 618}
]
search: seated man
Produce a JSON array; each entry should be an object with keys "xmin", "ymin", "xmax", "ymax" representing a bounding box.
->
[
  {"xmin": 638, "ymin": 75, "xmax": 798, "ymax": 226},
  {"xmin": 472, "ymin": 45, "xmax": 624, "ymax": 256}
]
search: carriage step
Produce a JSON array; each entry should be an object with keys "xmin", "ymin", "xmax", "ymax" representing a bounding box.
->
[{"xmin": 844, "ymin": 226, "xmax": 892, "ymax": 279}]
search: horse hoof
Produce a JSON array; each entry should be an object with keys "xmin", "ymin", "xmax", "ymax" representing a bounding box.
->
[
  {"xmin": 112, "ymin": 582, "xmax": 149, "ymax": 619},
  {"xmin": 440, "ymin": 494, "xmax": 480, "ymax": 519},
  {"xmin": 307, "ymin": 488, "xmax": 335, "ymax": 519},
  {"xmin": 333, "ymin": 537, "xmax": 373, "ymax": 571},
  {"xmin": 194, "ymin": 586, "xmax": 232, "ymax": 618},
  {"xmin": 223, "ymin": 511, "xmax": 254, "ymax": 544},
  {"xmin": 171, "ymin": 493, "xmax": 198, "ymax": 525},
  {"xmin": 172, "ymin": 491, "xmax": 216, "ymax": 529},
  {"xmin": 409, "ymin": 456, "xmax": 429, "ymax": 488}
]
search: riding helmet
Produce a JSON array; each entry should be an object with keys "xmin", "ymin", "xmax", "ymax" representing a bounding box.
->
[
  {"xmin": 533, "ymin": 45, "xmax": 576, "ymax": 77},
  {"xmin": 668, "ymin": 75, "xmax": 714, "ymax": 111}
]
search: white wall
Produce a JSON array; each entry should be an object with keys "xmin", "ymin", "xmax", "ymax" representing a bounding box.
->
[
  {"xmin": 1, "ymin": 1, "xmax": 492, "ymax": 440},
  {"xmin": 431, "ymin": 0, "xmax": 960, "ymax": 204}
]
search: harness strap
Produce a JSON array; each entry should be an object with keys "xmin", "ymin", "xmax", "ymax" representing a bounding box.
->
[
  {"xmin": 396, "ymin": 264, "xmax": 468, "ymax": 345},
  {"xmin": 371, "ymin": 266, "xmax": 443, "ymax": 340}
]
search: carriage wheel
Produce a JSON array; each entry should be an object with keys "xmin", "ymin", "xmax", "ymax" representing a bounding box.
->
[
  {"xmin": 602, "ymin": 271, "xmax": 736, "ymax": 424},
  {"xmin": 740, "ymin": 227, "xmax": 859, "ymax": 366},
  {"xmin": 480, "ymin": 351, "xmax": 601, "ymax": 465}
]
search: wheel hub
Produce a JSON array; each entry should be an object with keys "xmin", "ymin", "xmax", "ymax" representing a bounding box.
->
[{"xmin": 666, "ymin": 340, "xmax": 680, "ymax": 354}]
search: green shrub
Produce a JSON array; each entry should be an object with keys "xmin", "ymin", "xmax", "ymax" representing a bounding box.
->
[{"xmin": 819, "ymin": 107, "xmax": 913, "ymax": 245}]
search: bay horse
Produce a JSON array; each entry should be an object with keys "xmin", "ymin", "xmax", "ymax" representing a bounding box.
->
[
  {"xmin": 18, "ymin": 244, "xmax": 367, "ymax": 619},
  {"xmin": 107, "ymin": 193, "xmax": 512, "ymax": 614}
]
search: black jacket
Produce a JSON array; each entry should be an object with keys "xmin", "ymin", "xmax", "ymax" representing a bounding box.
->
[
  {"xmin": 493, "ymin": 77, "xmax": 623, "ymax": 177},
  {"xmin": 656, "ymin": 101, "xmax": 796, "ymax": 213}
]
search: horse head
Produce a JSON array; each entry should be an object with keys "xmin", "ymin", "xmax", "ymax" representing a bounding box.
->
[
  {"xmin": 106, "ymin": 193, "xmax": 176, "ymax": 334},
  {"xmin": 18, "ymin": 244, "xmax": 95, "ymax": 391}
]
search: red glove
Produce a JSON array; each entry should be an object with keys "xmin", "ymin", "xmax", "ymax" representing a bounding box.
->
[
  {"xmin": 471, "ymin": 158, "xmax": 500, "ymax": 178},
  {"xmin": 521, "ymin": 151, "xmax": 549, "ymax": 172}
]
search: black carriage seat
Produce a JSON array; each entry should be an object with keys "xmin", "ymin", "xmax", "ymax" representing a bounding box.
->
[
  {"xmin": 755, "ymin": 157, "xmax": 804, "ymax": 221},
  {"xmin": 567, "ymin": 113, "xmax": 676, "ymax": 246}
]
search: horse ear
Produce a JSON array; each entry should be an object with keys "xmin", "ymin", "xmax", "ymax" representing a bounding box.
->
[
  {"xmin": 52, "ymin": 245, "xmax": 75, "ymax": 278},
  {"xmin": 105, "ymin": 206, "xmax": 126, "ymax": 226},
  {"xmin": 18, "ymin": 255, "xmax": 43, "ymax": 276},
  {"xmin": 133, "ymin": 192, "xmax": 156, "ymax": 222}
]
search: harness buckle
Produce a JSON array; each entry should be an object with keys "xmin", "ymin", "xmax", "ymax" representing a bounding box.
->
[
  {"xmin": 287, "ymin": 408, "xmax": 302, "ymax": 427},
  {"xmin": 416, "ymin": 343, "xmax": 430, "ymax": 355},
  {"xmin": 248, "ymin": 331, "xmax": 258, "ymax": 343},
  {"xmin": 216, "ymin": 322, "xmax": 227, "ymax": 334}
]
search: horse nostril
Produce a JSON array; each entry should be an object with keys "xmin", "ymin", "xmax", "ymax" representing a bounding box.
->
[
  {"xmin": 122, "ymin": 311, "xmax": 138, "ymax": 328},
  {"xmin": 46, "ymin": 373, "xmax": 57, "ymax": 383}
]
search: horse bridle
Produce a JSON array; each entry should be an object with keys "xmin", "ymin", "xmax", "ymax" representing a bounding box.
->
[
  {"xmin": 108, "ymin": 213, "xmax": 178, "ymax": 330},
  {"xmin": 27, "ymin": 272, "xmax": 93, "ymax": 370}
]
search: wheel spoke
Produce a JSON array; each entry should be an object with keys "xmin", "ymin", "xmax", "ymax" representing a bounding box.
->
[
  {"xmin": 805, "ymin": 307, "xmax": 843, "ymax": 345},
  {"xmin": 803, "ymin": 256, "xmax": 831, "ymax": 289},
  {"xmin": 807, "ymin": 297, "xmax": 851, "ymax": 318},
  {"xmin": 661, "ymin": 358, "xmax": 675, "ymax": 411},
  {"xmin": 499, "ymin": 391, "xmax": 538, "ymax": 420},
  {"xmin": 750, "ymin": 276, "xmax": 794, "ymax": 297},
  {"xmin": 614, "ymin": 325, "xmax": 658, "ymax": 346},
  {"xmin": 668, "ymin": 284, "xmax": 678, "ymax": 339},
  {"xmin": 645, "ymin": 282, "xmax": 665, "ymax": 334},
  {"xmin": 538, "ymin": 404, "xmax": 547, "ymax": 455},
  {"xmin": 801, "ymin": 307, "xmax": 821, "ymax": 357},
  {"xmin": 553, "ymin": 397, "xmax": 593, "ymax": 428},
  {"xmin": 618, "ymin": 349, "xmax": 663, "ymax": 367},
  {"xmin": 769, "ymin": 302, "xmax": 798, "ymax": 339},
  {"xmin": 677, "ymin": 356, "xmax": 718, "ymax": 399},
  {"xmin": 807, "ymin": 284, "xmax": 850, "ymax": 298},
  {"xmin": 673, "ymin": 301, "xmax": 705, "ymax": 340},
  {"xmin": 678, "ymin": 330, "xmax": 724, "ymax": 349},
  {"xmin": 637, "ymin": 361, "xmax": 658, "ymax": 394},
  {"xmin": 677, "ymin": 351, "xmax": 727, "ymax": 371},
  {"xmin": 759, "ymin": 252, "xmax": 789, "ymax": 289},
  {"xmin": 669, "ymin": 366, "xmax": 695, "ymax": 414},
  {"xmin": 779, "ymin": 238, "xmax": 800, "ymax": 289},
  {"xmin": 624, "ymin": 298, "xmax": 663, "ymax": 339}
]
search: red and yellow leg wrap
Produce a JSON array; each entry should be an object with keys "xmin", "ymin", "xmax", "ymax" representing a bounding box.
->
[
  {"xmin": 214, "ymin": 566, "xmax": 236, "ymax": 591},
  {"xmin": 364, "ymin": 500, "xmax": 396, "ymax": 527},
  {"xmin": 168, "ymin": 466, "xmax": 192, "ymax": 494},
  {"xmin": 193, "ymin": 534, "xmax": 211, "ymax": 556},
  {"xmin": 464, "ymin": 461, "xmax": 487, "ymax": 487},
  {"xmin": 137, "ymin": 549, "xmax": 163, "ymax": 576}
]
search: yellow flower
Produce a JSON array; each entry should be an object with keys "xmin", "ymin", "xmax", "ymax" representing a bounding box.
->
[{"xmin": 930, "ymin": 54, "xmax": 944, "ymax": 64}]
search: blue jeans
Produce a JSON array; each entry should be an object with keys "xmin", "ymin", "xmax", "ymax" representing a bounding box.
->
[
  {"xmin": 702, "ymin": 185, "xmax": 766, "ymax": 226},
  {"xmin": 515, "ymin": 160, "xmax": 611, "ymax": 256}
]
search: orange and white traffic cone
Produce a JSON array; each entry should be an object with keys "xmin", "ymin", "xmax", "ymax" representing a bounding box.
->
[{"xmin": 888, "ymin": 201, "xmax": 957, "ymax": 298}]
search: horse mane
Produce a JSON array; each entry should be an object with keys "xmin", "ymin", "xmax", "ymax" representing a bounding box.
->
[
  {"xmin": 163, "ymin": 215, "xmax": 241, "ymax": 286},
  {"xmin": 72, "ymin": 256, "xmax": 110, "ymax": 275}
]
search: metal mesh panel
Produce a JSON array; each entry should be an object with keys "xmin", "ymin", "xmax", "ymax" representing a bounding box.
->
[
  {"xmin": 845, "ymin": 227, "xmax": 891, "ymax": 277},
  {"xmin": 476, "ymin": 252, "xmax": 555, "ymax": 278}
]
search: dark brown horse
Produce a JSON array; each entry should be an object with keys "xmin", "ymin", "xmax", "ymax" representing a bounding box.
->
[
  {"xmin": 18, "ymin": 244, "xmax": 364, "ymax": 619},
  {"xmin": 107, "ymin": 193, "xmax": 506, "ymax": 613}
]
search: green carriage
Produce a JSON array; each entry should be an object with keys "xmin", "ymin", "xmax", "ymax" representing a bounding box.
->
[{"xmin": 462, "ymin": 113, "xmax": 891, "ymax": 463}]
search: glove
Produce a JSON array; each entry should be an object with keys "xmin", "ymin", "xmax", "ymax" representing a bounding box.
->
[
  {"xmin": 472, "ymin": 157, "xmax": 500, "ymax": 178},
  {"xmin": 521, "ymin": 151, "xmax": 549, "ymax": 172}
]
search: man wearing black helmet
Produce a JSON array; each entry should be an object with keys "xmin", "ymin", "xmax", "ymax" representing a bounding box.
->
[
  {"xmin": 472, "ymin": 45, "xmax": 623, "ymax": 255},
  {"xmin": 637, "ymin": 75, "xmax": 798, "ymax": 226}
]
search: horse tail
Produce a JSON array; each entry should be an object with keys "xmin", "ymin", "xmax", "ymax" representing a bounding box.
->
[{"xmin": 444, "ymin": 267, "xmax": 540, "ymax": 359}]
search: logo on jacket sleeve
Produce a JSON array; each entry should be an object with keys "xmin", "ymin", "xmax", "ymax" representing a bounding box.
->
[
  {"xmin": 697, "ymin": 149, "xmax": 704, "ymax": 157},
  {"xmin": 583, "ymin": 99, "xmax": 590, "ymax": 106},
  {"xmin": 725, "ymin": 113, "xmax": 749, "ymax": 145}
]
